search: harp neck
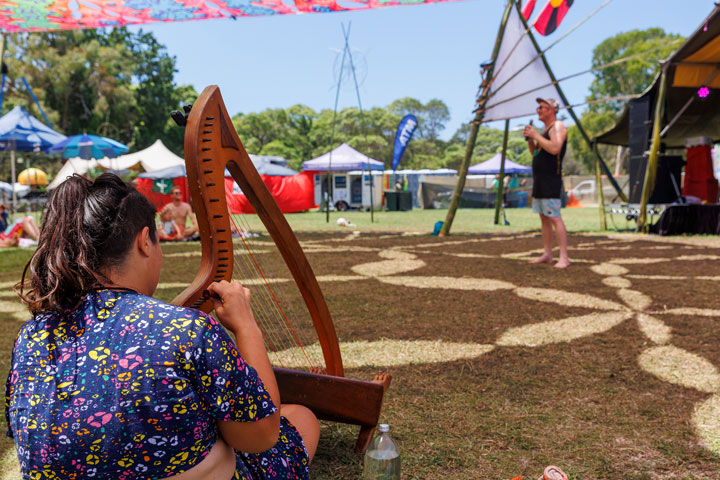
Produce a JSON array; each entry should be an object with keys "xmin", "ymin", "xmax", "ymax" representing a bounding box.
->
[{"xmin": 172, "ymin": 85, "xmax": 344, "ymax": 377}]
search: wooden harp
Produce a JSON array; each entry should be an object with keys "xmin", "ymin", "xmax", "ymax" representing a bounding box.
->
[{"xmin": 171, "ymin": 85, "xmax": 390, "ymax": 452}]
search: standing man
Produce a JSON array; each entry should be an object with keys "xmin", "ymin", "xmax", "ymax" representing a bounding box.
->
[
  {"xmin": 160, "ymin": 186, "xmax": 199, "ymax": 240},
  {"xmin": 523, "ymin": 97, "xmax": 570, "ymax": 269}
]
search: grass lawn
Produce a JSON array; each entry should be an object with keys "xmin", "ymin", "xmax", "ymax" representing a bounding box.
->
[
  {"xmin": 242, "ymin": 206, "xmax": 637, "ymax": 235},
  {"xmin": 1, "ymin": 207, "xmax": 717, "ymax": 479}
]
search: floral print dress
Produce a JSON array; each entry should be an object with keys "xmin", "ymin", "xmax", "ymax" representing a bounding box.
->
[{"xmin": 5, "ymin": 288, "xmax": 309, "ymax": 480}]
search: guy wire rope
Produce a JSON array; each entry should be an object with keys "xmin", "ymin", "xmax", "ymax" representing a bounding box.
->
[
  {"xmin": 485, "ymin": 0, "xmax": 615, "ymax": 104},
  {"xmin": 476, "ymin": 39, "xmax": 682, "ymax": 115}
]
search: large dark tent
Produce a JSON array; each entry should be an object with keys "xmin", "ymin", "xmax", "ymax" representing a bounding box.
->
[
  {"xmin": 596, "ymin": 4, "xmax": 720, "ymax": 231},
  {"xmin": 597, "ymin": 5, "xmax": 720, "ymax": 147}
]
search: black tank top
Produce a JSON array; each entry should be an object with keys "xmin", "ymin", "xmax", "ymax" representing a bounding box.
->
[{"xmin": 531, "ymin": 123, "xmax": 566, "ymax": 199}]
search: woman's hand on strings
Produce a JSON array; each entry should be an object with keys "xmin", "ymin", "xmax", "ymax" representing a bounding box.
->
[
  {"xmin": 206, "ymin": 281, "xmax": 261, "ymax": 340},
  {"xmin": 206, "ymin": 280, "xmax": 282, "ymax": 417}
]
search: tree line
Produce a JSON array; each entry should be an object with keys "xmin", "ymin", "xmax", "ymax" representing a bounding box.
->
[{"xmin": 0, "ymin": 26, "xmax": 681, "ymax": 180}]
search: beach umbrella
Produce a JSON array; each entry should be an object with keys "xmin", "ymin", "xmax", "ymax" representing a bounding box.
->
[
  {"xmin": 0, "ymin": 106, "xmax": 66, "ymax": 212},
  {"xmin": 49, "ymin": 134, "xmax": 128, "ymax": 160},
  {"xmin": 18, "ymin": 168, "xmax": 48, "ymax": 186}
]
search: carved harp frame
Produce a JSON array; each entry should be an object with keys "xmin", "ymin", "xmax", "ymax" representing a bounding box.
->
[{"xmin": 172, "ymin": 85, "xmax": 389, "ymax": 452}]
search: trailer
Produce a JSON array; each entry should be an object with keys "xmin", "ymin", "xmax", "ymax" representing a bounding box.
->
[{"xmin": 312, "ymin": 170, "xmax": 384, "ymax": 211}]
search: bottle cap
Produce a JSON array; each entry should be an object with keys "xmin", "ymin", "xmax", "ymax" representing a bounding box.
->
[{"xmin": 378, "ymin": 424, "xmax": 389, "ymax": 433}]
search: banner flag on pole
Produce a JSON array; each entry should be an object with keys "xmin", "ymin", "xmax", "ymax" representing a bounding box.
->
[
  {"xmin": 481, "ymin": 5, "xmax": 565, "ymax": 122},
  {"xmin": 534, "ymin": 0, "xmax": 574, "ymax": 36},
  {"xmin": 522, "ymin": 0, "xmax": 538, "ymax": 20},
  {"xmin": 392, "ymin": 114, "xmax": 417, "ymax": 171}
]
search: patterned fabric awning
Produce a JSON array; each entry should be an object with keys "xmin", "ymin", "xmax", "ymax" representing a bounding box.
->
[{"xmin": 0, "ymin": 0, "xmax": 461, "ymax": 33}]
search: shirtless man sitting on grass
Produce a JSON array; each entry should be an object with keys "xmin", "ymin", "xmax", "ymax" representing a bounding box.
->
[{"xmin": 159, "ymin": 187, "xmax": 198, "ymax": 240}]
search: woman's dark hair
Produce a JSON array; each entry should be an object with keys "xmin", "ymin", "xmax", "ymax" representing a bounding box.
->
[{"xmin": 18, "ymin": 173, "xmax": 158, "ymax": 315}]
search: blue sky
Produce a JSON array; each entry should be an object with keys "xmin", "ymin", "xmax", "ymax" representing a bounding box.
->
[{"xmin": 129, "ymin": 0, "xmax": 715, "ymax": 140}]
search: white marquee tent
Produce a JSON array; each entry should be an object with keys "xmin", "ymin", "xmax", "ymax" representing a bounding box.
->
[
  {"xmin": 48, "ymin": 139, "xmax": 185, "ymax": 189},
  {"xmin": 302, "ymin": 143, "xmax": 384, "ymax": 171}
]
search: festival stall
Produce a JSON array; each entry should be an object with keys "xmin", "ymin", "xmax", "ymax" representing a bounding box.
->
[
  {"xmin": 137, "ymin": 158, "xmax": 315, "ymax": 214},
  {"xmin": 48, "ymin": 139, "xmax": 185, "ymax": 189},
  {"xmin": 596, "ymin": 4, "xmax": 720, "ymax": 233},
  {"xmin": 302, "ymin": 143, "xmax": 385, "ymax": 211}
]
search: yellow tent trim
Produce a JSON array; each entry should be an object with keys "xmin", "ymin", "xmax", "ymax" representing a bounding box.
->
[{"xmin": 673, "ymin": 35, "xmax": 720, "ymax": 87}]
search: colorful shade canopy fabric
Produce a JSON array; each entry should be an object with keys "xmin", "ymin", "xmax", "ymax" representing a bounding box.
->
[
  {"xmin": 49, "ymin": 134, "xmax": 129, "ymax": 160},
  {"xmin": 0, "ymin": 0, "xmax": 458, "ymax": 33}
]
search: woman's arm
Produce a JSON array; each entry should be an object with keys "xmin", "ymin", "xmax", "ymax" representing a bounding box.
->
[{"xmin": 206, "ymin": 281, "xmax": 281, "ymax": 453}]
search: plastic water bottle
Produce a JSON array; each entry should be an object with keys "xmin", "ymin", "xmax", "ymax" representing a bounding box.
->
[{"xmin": 363, "ymin": 424, "xmax": 401, "ymax": 480}]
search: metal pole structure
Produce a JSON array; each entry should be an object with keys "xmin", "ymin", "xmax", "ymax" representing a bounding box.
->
[
  {"xmin": 10, "ymin": 145, "xmax": 16, "ymax": 215},
  {"xmin": 0, "ymin": 33, "xmax": 6, "ymax": 113},
  {"xmin": 440, "ymin": 0, "xmax": 513, "ymax": 236},
  {"xmin": 494, "ymin": 119, "xmax": 510, "ymax": 225},
  {"xmin": 326, "ymin": 24, "xmax": 349, "ymax": 223},
  {"xmin": 344, "ymin": 23, "xmax": 375, "ymax": 223},
  {"xmin": 593, "ymin": 140, "xmax": 607, "ymax": 230},
  {"xmin": 515, "ymin": 1, "xmax": 628, "ymax": 203},
  {"xmin": 638, "ymin": 69, "xmax": 667, "ymax": 232}
]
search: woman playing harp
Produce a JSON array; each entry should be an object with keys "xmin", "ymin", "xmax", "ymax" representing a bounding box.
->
[{"xmin": 6, "ymin": 173, "xmax": 319, "ymax": 480}]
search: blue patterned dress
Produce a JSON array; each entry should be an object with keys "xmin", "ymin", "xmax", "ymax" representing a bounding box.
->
[{"xmin": 5, "ymin": 288, "xmax": 309, "ymax": 480}]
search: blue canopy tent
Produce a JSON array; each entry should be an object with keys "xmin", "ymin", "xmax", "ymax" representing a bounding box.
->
[
  {"xmin": 0, "ymin": 106, "xmax": 67, "ymax": 211},
  {"xmin": 468, "ymin": 153, "xmax": 531, "ymax": 175},
  {"xmin": 0, "ymin": 106, "xmax": 65, "ymax": 151}
]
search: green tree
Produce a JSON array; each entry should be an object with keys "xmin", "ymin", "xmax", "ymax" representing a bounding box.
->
[
  {"xmin": 4, "ymin": 30, "xmax": 135, "ymax": 137},
  {"xmin": 389, "ymin": 97, "xmax": 450, "ymax": 140},
  {"xmin": 568, "ymin": 28, "xmax": 684, "ymax": 172},
  {"xmin": 3, "ymin": 28, "xmax": 191, "ymax": 157},
  {"xmin": 587, "ymin": 28, "xmax": 683, "ymax": 113}
]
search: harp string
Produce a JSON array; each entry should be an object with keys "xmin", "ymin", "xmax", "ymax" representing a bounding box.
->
[
  {"xmin": 226, "ymin": 209, "xmax": 325, "ymax": 360},
  {"xmin": 225, "ymin": 205, "xmax": 323, "ymax": 371},
  {"xmin": 227, "ymin": 213, "xmax": 317, "ymax": 370}
]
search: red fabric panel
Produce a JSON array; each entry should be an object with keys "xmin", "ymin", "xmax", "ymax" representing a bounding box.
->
[
  {"xmin": 225, "ymin": 171, "xmax": 316, "ymax": 214},
  {"xmin": 522, "ymin": 0, "xmax": 537, "ymax": 20},
  {"xmin": 683, "ymin": 145, "xmax": 718, "ymax": 202},
  {"xmin": 534, "ymin": 0, "xmax": 573, "ymax": 36},
  {"xmin": 136, "ymin": 177, "xmax": 190, "ymax": 211}
]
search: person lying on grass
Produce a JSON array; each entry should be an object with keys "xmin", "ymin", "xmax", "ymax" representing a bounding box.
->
[
  {"xmin": 7, "ymin": 173, "xmax": 319, "ymax": 480},
  {"xmin": 0, "ymin": 203, "xmax": 40, "ymax": 247}
]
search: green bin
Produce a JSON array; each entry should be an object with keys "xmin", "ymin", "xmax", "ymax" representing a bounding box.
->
[
  {"xmin": 385, "ymin": 191, "xmax": 399, "ymax": 211},
  {"xmin": 397, "ymin": 191, "xmax": 412, "ymax": 211}
]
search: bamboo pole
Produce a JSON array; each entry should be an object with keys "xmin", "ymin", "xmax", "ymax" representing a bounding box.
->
[
  {"xmin": 637, "ymin": 70, "xmax": 667, "ymax": 232},
  {"xmin": 440, "ymin": 0, "xmax": 513, "ymax": 236},
  {"xmin": 494, "ymin": 119, "xmax": 510, "ymax": 225},
  {"xmin": 593, "ymin": 141, "xmax": 607, "ymax": 230}
]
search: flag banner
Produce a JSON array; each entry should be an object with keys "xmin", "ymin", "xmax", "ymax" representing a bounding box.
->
[
  {"xmin": 153, "ymin": 178, "xmax": 174, "ymax": 194},
  {"xmin": 482, "ymin": 6, "xmax": 565, "ymax": 122},
  {"xmin": 522, "ymin": 0, "xmax": 537, "ymax": 20},
  {"xmin": 392, "ymin": 114, "xmax": 418, "ymax": 171},
  {"xmin": 0, "ymin": 0, "xmax": 461, "ymax": 33},
  {"xmin": 534, "ymin": 0, "xmax": 574, "ymax": 36}
]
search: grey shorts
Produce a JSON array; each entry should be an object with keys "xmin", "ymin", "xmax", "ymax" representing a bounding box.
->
[{"xmin": 532, "ymin": 198, "xmax": 562, "ymax": 218}]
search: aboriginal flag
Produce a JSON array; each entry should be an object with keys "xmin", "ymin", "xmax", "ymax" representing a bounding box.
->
[
  {"xmin": 534, "ymin": 0, "xmax": 574, "ymax": 36},
  {"xmin": 522, "ymin": 0, "xmax": 537, "ymax": 20}
]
